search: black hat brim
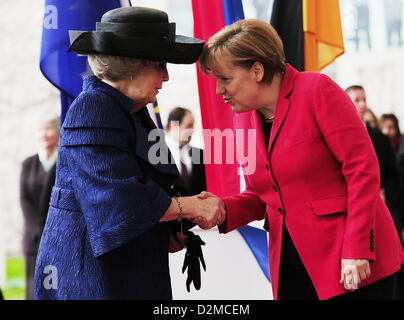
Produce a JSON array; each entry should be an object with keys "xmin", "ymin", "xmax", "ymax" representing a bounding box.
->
[{"xmin": 68, "ymin": 30, "xmax": 205, "ymax": 64}]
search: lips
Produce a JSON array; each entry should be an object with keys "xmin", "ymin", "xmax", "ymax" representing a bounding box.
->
[{"xmin": 223, "ymin": 97, "xmax": 231, "ymax": 104}]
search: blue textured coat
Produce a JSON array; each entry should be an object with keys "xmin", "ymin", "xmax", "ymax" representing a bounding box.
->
[{"xmin": 34, "ymin": 76, "xmax": 180, "ymax": 300}]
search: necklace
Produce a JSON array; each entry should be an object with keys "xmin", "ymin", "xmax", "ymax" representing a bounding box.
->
[{"xmin": 263, "ymin": 115, "xmax": 275, "ymax": 123}]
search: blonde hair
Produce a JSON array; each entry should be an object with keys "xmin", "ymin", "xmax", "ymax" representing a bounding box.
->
[
  {"xmin": 363, "ymin": 108, "xmax": 378, "ymax": 129},
  {"xmin": 88, "ymin": 54, "xmax": 147, "ymax": 81},
  {"xmin": 199, "ymin": 19, "xmax": 286, "ymax": 84}
]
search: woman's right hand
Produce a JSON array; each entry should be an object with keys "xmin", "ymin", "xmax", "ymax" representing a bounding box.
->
[
  {"xmin": 340, "ymin": 259, "xmax": 371, "ymax": 291},
  {"xmin": 160, "ymin": 193, "xmax": 226, "ymax": 228},
  {"xmin": 182, "ymin": 193, "xmax": 226, "ymax": 229},
  {"xmin": 195, "ymin": 191, "xmax": 226, "ymax": 229}
]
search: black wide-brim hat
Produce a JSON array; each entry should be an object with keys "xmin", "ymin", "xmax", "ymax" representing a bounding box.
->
[{"xmin": 68, "ymin": 7, "xmax": 205, "ymax": 64}]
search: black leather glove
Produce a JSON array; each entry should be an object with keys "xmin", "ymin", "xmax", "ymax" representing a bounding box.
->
[{"xmin": 182, "ymin": 230, "xmax": 206, "ymax": 292}]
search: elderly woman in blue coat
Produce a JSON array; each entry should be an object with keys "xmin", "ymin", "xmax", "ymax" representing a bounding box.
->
[{"xmin": 34, "ymin": 7, "xmax": 224, "ymax": 300}]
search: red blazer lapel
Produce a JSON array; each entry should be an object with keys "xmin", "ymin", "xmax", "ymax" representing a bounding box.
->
[
  {"xmin": 268, "ymin": 64, "xmax": 298, "ymax": 155},
  {"xmin": 249, "ymin": 110, "xmax": 267, "ymax": 156}
]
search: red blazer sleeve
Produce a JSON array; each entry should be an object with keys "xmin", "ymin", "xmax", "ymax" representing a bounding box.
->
[
  {"xmin": 312, "ymin": 74, "xmax": 379, "ymax": 261},
  {"xmin": 220, "ymin": 182, "xmax": 266, "ymax": 233}
]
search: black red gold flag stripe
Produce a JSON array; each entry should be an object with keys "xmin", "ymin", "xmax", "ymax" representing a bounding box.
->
[{"xmin": 271, "ymin": 0, "xmax": 345, "ymax": 72}]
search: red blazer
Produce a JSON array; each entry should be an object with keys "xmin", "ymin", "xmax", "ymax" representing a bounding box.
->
[{"xmin": 221, "ymin": 64, "xmax": 404, "ymax": 300}]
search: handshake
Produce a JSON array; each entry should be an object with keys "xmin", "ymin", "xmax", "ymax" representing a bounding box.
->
[
  {"xmin": 188, "ymin": 191, "xmax": 226, "ymax": 229},
  {"xmin": 161, "ymin": 191, "xmax": 226, "ymax": 229}
]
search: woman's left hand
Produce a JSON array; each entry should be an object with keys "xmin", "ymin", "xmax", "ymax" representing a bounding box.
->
[{"xmin": 340, "ymin": 259, "xmax": 371, "ymax": 291}]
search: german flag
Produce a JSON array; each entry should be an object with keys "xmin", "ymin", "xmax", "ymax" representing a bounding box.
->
[{"xmin": 271, "ymin": 0, "xmax": 345, "ymax": 72}]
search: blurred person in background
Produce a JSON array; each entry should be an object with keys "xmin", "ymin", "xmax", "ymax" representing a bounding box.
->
[
  {"xmin": 363, "ymin": 108, "xmax": 379, "ymax": 129},
  {"xmin": 165, "ymin": 107, "xmax": 206, "ymax": 196},
  {"xmin": 346, "ymin": 86, "xmax": 399, "ymax": 210},
  {"xmin": 379, "ymin": 114, "xmax": 404, "ymax": 235},
  {"xmin": 20, "ymin": 115, "xmax": 59, "ymax": 300},
  {"xmin": 380, "ymin": 114, "xmax": 404, "ymax": 297},
  {"xmin": 380, "ymin": 113, "xmax": 402, "ymax": 156}
]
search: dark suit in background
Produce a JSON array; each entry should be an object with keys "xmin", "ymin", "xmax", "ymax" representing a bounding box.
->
[
  {"xmin": 173, "ymin": 146, "xmax": 206, "ymax": 197},
  {"xmin": 165, "ymin": 107, "xmax": 207, "ymax": 197},
  {"xmin": 19, "ymin": 155, "xmax": 55, "ymax": 300},
  {"xmin": 367, "ymin": 124, "xmax": 404, "ymax": 300},
  {"xmin": 367, "ymin": 124, "xmax": 400, "ymax": 230}
]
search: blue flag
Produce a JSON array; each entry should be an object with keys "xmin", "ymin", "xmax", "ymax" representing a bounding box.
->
[
  {"xmin": 40, "ymin": 0, "xmax": 125, "ymax": 123},
  {"xmin": 238, "ymin": 225, "xmax": 270, "ymax": 282},
  {"xmin": 222, "ymin": 0, "xmax": 245, "ymax": 25}
]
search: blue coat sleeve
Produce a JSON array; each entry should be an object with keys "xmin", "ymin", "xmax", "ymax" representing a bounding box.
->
[{"xmin": 62, "ymin": 126, "xmax": 172, "ymax": 258}]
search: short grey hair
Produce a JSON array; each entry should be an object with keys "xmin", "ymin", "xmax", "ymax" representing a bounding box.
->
[
  {"xmin": 48, "ymin": 116, "xmax": 60, "ymax": 131},
  {"xmin": 88, "ymin": 54, "xmax": 147, "ymax": 81},
  {"xmin": 36, "ymin": 114, "xmax": 60, "ymax": 131}
]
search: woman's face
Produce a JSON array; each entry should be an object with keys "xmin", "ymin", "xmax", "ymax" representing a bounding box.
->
[
  {"xmin": 381, "ymin": 119, "xmax": 397, "ymax": 139},
  {"xmin": 129, "ymin": 61, "xmax": 169, "ymax": 109},
  {"xmin": 211, "ymin": 57, "xmax": 262, "ymax": 114},
  {"xmin": 37, "ymin": 121, "xmax": 59, "ymax": 151}
]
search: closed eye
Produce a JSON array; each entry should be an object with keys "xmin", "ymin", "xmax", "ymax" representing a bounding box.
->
[{"xmin": 213, "ymin": 72, "xmax": 231, "ymax": 82}]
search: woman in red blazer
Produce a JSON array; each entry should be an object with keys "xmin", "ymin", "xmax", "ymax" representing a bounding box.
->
[{"xmin": 197, "ymin": 19, "xmax": 404, "ymax": 300}]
